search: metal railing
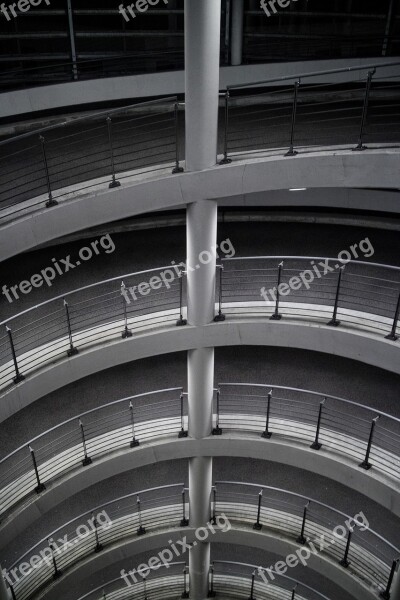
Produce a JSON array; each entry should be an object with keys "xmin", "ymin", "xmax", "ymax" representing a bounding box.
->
[
  {"xmin": 0, "ymin": 265, "xmax": 186, "ymax": 391},
  {"xmin": 210, "ymin": 560, "xmax": 332, "ymax": 600},
  {"xmin": 0, "ymin": 388, "xmax": 187, "ymax": 521},
  {"xmin": 213, "ymin": 383, "xmax": 400, "ymax": 482},
  {"xmin": 217, "ymin": 256, "xmax": 400, "ymax": 339},
  {"xmin": 213, "ymin": 481, "xmax": 400, "ymax": 597},
  {"xmin": 76, "ymin": 563, "xmax": 189, "ymax": 600},
  {"xmin": 0, "ymin": 96, "xmax": 183, "ymax": 221},
  {"xmin": 1, "ymin": 255, "xmax": 398, "ymax": 393},
  {"xmin": 75, "ymin": 560, "xmax": 332, "ymax": 600},
  {"xmin": 219, "ymin": 60, "xmax": 400, "ymax": 163},
  {"xmin": 3, "ymin": 483, "xmax": 187, "ymax": 600},
  {"xmin": 1, "ymin": 381, "xmax": 399, "ymax": 527}
]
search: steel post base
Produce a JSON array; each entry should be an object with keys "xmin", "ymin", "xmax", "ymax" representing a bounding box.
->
[
  {"xmin": 82, "ymin": 457, "xmax": 92, "ymax": 466},
  {"xmin": 253, "ymin": 523, "xmax": 262, "ymax": 530},
  {"xmin": 95, "ymin": 543, "xmax": 103, "ymax": 553},
  {"xmin": 46, "ymin": 199, "xmax": 58, "ymax": 208},
  {"xmin": 53, "ymin": 570, "xmax": 62, "ymax": 580},
  {"xmin": 261, "ymin": 431, "xmax": 272, "ymax": 439},
  {"xmin": 219, "ymin": 157, "xmax": 232, "ymax": 165},
  {"xmin": 270, "ymin": 314, "xmax": 282, "ymax": 321},
  {"xmin": 35, "ymin": 483, "xmax": 46, "ymax": 494},
  {"xmin": 310, "ymin": 442, "xmax": 322, "ymax": 450},
  {"xmin": 180, "ymin": 518, "xmax": 189, "ymax": 527},
  {"xmin": 109, "ymin": 180, "xmax": 121, "ymax": 189},
  {"xmin": 339, "ymin": 558, "xmax": 350, "ymax": 569},
  {"xmin": 327, "ymin": 319, "xmax": 340, "ymax": 327},
  {"xmin": 67, "ymin": 347, "xmax": 79, "ymax": 357},
  {"xmin": 137, "ymin": 526, "xmax": 146, "ymax": 536},
  {"xmin": 214, "ymin": 314, "xmax": 226, "ymax": 322},
  {"xmin": 385, "ymin": 332, "xmax": 399, "ymax": 341},
  {"xmin": 172, "ymin": 165, "xmax": 184, "ymax": 174},
  {"xmin": 297, "ymin": 535, "xmax": 306, "ymax": 545},
  {"xmin": 359, "ymin": 460, "xmax": 372, "ymax": 470},
  {"xmin": 212, "ymin": 426, "xmax": 222, "ymax": 435},
  {"xmin": 122, "ymin": 329, "xmax": 132, "ymax": 339},
  {"xmin": 176, "ymin": 318, "xmax": 187, "ymax": 326},
  {"xmin": 13, "ymin": 374, "xmax": 25, "ymax": 384},
  {"xmin": 130, "ymin": 439, "xmax": 140, "ymax": 448}
]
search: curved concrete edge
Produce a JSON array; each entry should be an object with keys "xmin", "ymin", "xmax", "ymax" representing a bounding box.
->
[
  {"xmin": 1, "ymin": 318, "xmax": 399, "ymax": 423},
  {"xmin": 2, "ymin": 57, "xmax": 398, "ymax": 119},
  {"xmin": 34, "ymin": 524, "xmax": 378, "ymax": 600},
  {"xmin": 1, "ymin": 149, "xmax": 400, "ymax": 261},
  {"xmin": 2, "ymin": 436, "xmax": 399, "ymax": 551}
]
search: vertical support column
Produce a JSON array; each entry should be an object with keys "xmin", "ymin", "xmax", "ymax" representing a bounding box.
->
[
  {"xmin": 231, "ymin": 0, "xmax": 244, "ymax": 66},
  {"xmin": 185, "ymin": 2, "xmax": 221, "ymax": 599},
  {"xmin": 0, "ymin": 568, "xmax": 10, "ymax": 600},
  {"xmin": 185, "ymin": 0, "xmax": 221, "ymax": 171}
]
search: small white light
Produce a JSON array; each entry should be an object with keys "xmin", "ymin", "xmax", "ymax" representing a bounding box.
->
[{"xmin": 289, "ymin": 188, "xmax": 307, "ymax": 191}]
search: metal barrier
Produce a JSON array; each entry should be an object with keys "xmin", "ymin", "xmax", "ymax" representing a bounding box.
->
[
  {"xmin": 0, "ymin": 388, "xmax": 187, "ymax": 521},
  {"xmin": 219, "ymin": 60, "xmax": 400, "ymax": 163},
  {"xmin": 210, "ymin": 560, "xmax": 332, "ymax": 600},
  {"xmin": 217, "ymin": 256, "xmax": 400, "ymax": 339},
  {"xmin": 0, "ymin": 96, "xmax": 183, "ymax": 221},
  {"xmin": 213, "ymin": 383, "xmax": 400, "ymax": 482},
  {"xmin": 76, "ymin": 563, "xmax": 189, "ymax": 600},
  {"xmin": 3, "ymin": 483, "xmax": 187, "ymax": 600},
  {"xmin": 1, "ymin": 381, "xmax": 399, "ymax": 527},
  {"xmin": 0, "ymin": 265, "xmax": 186, "ymax": 391},
  {"xmin": 213, "ymin": 481, "xmax": 400, "ymax": 596},
  {"xmin": 75, "ymin": 560, "xmax": 332, "ymax": 600}
]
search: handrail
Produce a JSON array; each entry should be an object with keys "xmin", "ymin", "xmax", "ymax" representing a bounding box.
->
[
  {"xmin": 215, "ymin": 480, "xmax": 399, "ymax": 552},
  {"xmin": 222, "ymin": 255, "xmax": 400, "ymax": 273},
  {"xmin": 218, "ymin": 382, "xmax": 400, "ymax": 424},
  {"xmin": 9, "ymin": 482, "xmax": 185, "ymax": 570},
  {"xmin": 227, "ymin": 59, "xmax": 400, "ymax": 90}
]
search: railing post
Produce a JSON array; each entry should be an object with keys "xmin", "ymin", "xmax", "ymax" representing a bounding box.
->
[
  {"xmin": 64, "ymin": 299, "xmax": 78, "ymax": 356},
  {"xmin": 91, "ymin": 512, "xmax": 103, "ymax": 553},
  {"xmin": 248, "ymin": 570, "xmax": 256, "ymax": 600},
  {"xmin": 121, "ymin": 282, "xmax": 132, "ymax": 339},
  {"xmin": 285, "ymin": 80, "xmax": 300, "ymax": 157},
  {"xmin": 211, "ymin": 486, "xmax": 217, "ymax": 525},
  {"xmin": 129, "ymin": 401, "xmax": 140, "ymax": 447},
  {"xmin": 261, "ymin": 389, "xmax": 273, "ymax": 438},
  {"xmin": 182, "ymin": 565, "xmax": 189, "ymax": 598},
  {"xmin": 291, "ymin": 584, "xmax": 298, "ymax": 600},
  {"xmin": 29, "ymin": 444, "xmax": 46, "ymax": 493},
  {"xmin": 353, "ymin": 69, "xmax": 375, "ymax": 151},
  {"xmin": 328, "ymin": 266, "xmax": 344, "ymax": 327},
  {"xmin": 270, "ymin": 262, "xmax": 284, "ymax": 320},
  {"xmin": 79, "ymin": 419, "xmax": 92, "ymax": 466},
  {"xmin": 214, "ymin": 265, "xmax": 226, "ymax": 322},
  {"xmin": 176, "ymin": 271, "xmax": 187, "ymax": 326},
  {"xmin": 339, "ymin": 530, "xmax": 352, "ymax": 568},
  {"xmin": 9, "ymin": 584, "xmax": 17, "ymax": 600},
  {"xmin": 179, "ymin": 392, "xmax": 188, "ymax": 438},
  {"xmin": 39, "ymin": 135, "xmax": 58, "ymax": 207},
  {"xmin": 385, "ymin": 291, "xmax": 400, "ymax": 341},
  {"xmin": 172, "ymin": 102, "xmax": 184, "ymax": 174},
  {"xmin": 6, "ymin": 326, "xmax": 25, "ymax": 383},
  {"xmin": 212, "ymin": 388, "xmax": 222, "ymax": 435},
  {"xmin": 208, "ymin": 564, "xmax": 216, "ymax": 597},
  {"xmin": 380, "ymin": 558, "xmax": 399, "ymax": 599},
  {"xmin": 106, "ymin": 116, "xmax": 121, "ymax": 189},
  {"xmin": 143, "ymin": 576, "xmax": 148, "ymax": 600},
  {"xmin": 253, "ymin": 490, "xmax": 263, "ymax": 530},
  {"xmin": 181, "ymin": 487, "xmax": 189, "ymax": 526},
  {"xmin": 297, "ymin": 501, "xmax": 310, "ymax": 544},
  {"xmin": 48, "ymin": 539, "xmax": 62, "ymax": 579},
  {"xmin": 310, "ymin": 398, "xmax": 325, "ymax": 450},
  {"xmin": 219, "ymin": 91, "xmax": 232, "ymax": 165},
  {"xmin": 359, "ymin": 415, "xmax": 380, "ymax": 470},
  {"xmin": 137, "ymin": 495, "xmax": 146, "ymax": 535}
]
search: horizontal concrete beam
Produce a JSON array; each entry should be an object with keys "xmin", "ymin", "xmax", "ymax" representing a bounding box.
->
[
  {"xmin": 1, "ymin": 318, "xmax": 399, "ymax": 424},
  {"xmin": 34, "ymin": 523, "xmax": 377, "ymax": 600},
  {"xmin": 1, "ymin": 148, "xmax": 399, "ymax": 262},
  {"xmin": 1, "ymin": 58, "xmax": 398, "ymax": 119},
  {"xmin": 1, "ymin": 435, "xmax": 399, "ymax": 551}
]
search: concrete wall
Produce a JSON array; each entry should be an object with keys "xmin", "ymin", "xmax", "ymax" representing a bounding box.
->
[
  {"xmin": 1, "ymin": 148, "xmax": 400, "ymax": 262},
  {"xmin": 1, "ymin": 58, "xmax": 399, "ymax": 119}
]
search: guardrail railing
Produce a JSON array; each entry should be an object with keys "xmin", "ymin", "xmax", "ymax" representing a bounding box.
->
[
  {"xmin": 0, "ymin": 388, "xmax": 187, "ymax": 521},
  {"xmin": 219, "ymin": 60, "xmax": 400, "ymax": 163},
  {"xmin": 217, "ymin": 256, "xmax": 400, "ymax": 339},
  {"xmin": 3, "ymin": 483, "xmax": 187, "ymax": 600},
  {"xmin": 213, "ymin": 481, "xmax": 400, "ymax": 597},
  {"xmin": 75, "ymin": 560, "xmax": 333, "ymax": 600},
  {"xmin": 0, "ymin": 265, "xmax": 186, "ymax": 391},
  {"xmin": 213, "ymin": 383, "xmax": 400, "ymax": 482},
  {"xmin": 76, "ymin": 562, "xmax": 189, "ymax": 600},
  {"xmin": 0, "ymin": 96, "xmax": 183, "ymax": 221},
  {"xmin": 1, "ymin": 381, "xmax": 399, "ymax": 527},
  {"xmin": 1, "ymin": 256, "xmax": 398, "ymax": 394}
]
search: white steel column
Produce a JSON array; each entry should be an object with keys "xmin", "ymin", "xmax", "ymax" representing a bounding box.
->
[
  {"xmin": 231, "ymin": 0, "xmax": 244, "ymax": 66},
  {"xmin": 185, "ymin": 1, "xmax": 221, "ymax": 599},
  {"xmin": 185, "ymin": 0, "xmax": 221, "ymax": 171},
  {"xmin": 0, "ymin": 568, "xmax": 10, "ymax": 600}
]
